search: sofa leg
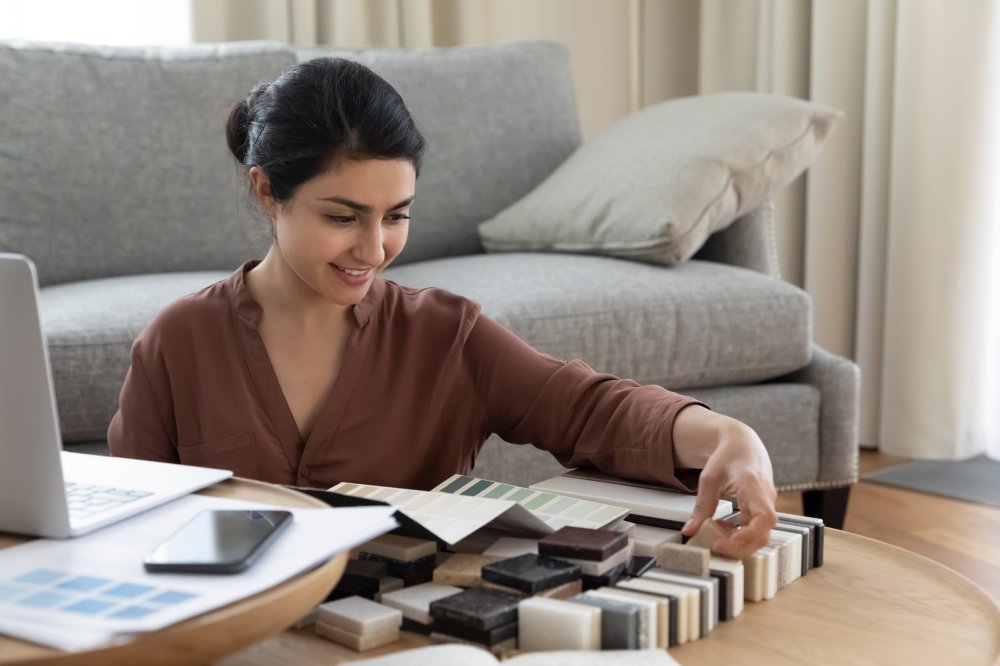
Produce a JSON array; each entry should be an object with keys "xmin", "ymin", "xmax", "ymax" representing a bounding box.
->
[{"xmin": 802, "ymin": 486, "xmax": 851, "ymax": 529}]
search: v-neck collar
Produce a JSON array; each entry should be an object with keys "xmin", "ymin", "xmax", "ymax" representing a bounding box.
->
[{"xmin": 227, "ymin": 261, "xmax": 384, "ymax": 466}]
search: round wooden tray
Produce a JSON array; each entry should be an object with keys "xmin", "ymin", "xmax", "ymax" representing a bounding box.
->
[{"xmin": 0, "ymin": 478, "xmax": 347, "ymax": 665}]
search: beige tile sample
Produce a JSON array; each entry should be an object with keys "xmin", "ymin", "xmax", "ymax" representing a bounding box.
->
[
  {"xmin": 518, "ymin": 597, "xmax": 601, "ymax": 651},
  {"xmin": 317, "ymin": 596, "xmax": 402, "ymax": 635},
  {"xmin": 655, "ymin": 542, "xmax": 710, "ymax": 577},
  {"xmin": 432, "ymin": 553, "xmax": 503, "ymax": 587}
]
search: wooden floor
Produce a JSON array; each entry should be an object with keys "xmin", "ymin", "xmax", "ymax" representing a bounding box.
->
[{"xmin": 777, "ymin": 449, "xmax": 1000, "ymax": 603}]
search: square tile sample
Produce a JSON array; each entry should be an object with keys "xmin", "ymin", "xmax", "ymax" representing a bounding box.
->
[
  {"xmin": 517, "ymin": 596, "xmax": 601, "ymax": 651},
  {"xmin": 317, "ymin": 595, "xmax": 402, "ymax": 635},
  {"xmin": 539, "ymin": 526, "xmax": 628, "ymax": 561},
  {"xmin": 480, "ymin": 554, "xmax": 581, "ymax": 594},
  {"xmin": 428, "ymin": 586, "xmax": 522, "ymax": 630}
]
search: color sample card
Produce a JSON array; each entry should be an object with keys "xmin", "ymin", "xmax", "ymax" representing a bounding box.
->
[
  {"xmin": 329, "ymin": 482, "xmax": 551, "ymax": 545},
  {"xmin": 0, "ymin": 568, "xmax": 200, "ymax": 625},
  {"xmin": 431, "ymin": 475, "xmax": 629, "ymax": 531}
]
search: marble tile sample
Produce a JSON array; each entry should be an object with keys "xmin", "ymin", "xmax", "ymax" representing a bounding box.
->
[
  {"xmin": 568, "ymin": 592, "xmax": 642, "ymax": 649},
  {"xmin": 380, "ymin": 583, "xmax": 463, "ymax": 625},
  {"xmin": 317, "ymin": 595, "xmax": 403, "ymax": 635},
  {"xmin": 517, "ymin": 597, "xmax": 601, "ymax": 651},
  {"xmin": 428, "ymin": 585, "xmax": 522, "ymax": 630},
  {"xmin": 432, "ymin": 553, "xmax": 504, "ymax": 588},
  {"xmin": 315, "ymin": 622, "xmax": 399, "ymax": 651},
  {"xmin": 480, "ymin": 554, "xmax": 581, "ymax": 594},
  {"xmin": 654, "ymin": 542, "xmax": 710, "ymax": 577},
  {"xmin": 538, "ymin": 526, "xmax": 628, "ymax": 561}
]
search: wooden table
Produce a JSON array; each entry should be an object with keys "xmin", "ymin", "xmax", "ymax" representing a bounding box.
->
[
  {"xmin": 220, "ymin": 528, "xmax": 1000, "ymax": 666},
  {"xmin": 0, "ymin": 479, "xmax": 347, "ymax": 666}
]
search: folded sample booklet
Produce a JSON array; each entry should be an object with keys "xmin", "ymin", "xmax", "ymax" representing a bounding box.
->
[{"xmin": 327, "ymin": 475, "xmax": 630, "ymax": 546}]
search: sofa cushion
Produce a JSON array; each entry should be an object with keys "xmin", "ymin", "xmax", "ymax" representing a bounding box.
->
[
  {"xmin": 0, "ymin": 40, "xmax": 291, "ymax": 286},
  {"xmin": 384, "ymin": 253, "xmax": 812, "ymax": 389},
  {"xmin": 478, "ymin": 93, "xmax": 841, "ymax": 266},
  {"xmin": 296, "ymin": 41, "xmax": 581, "ymax": 266},
  {"xmin": 40, "ymin": 272, "xmax": 229, "ymax": 441}
]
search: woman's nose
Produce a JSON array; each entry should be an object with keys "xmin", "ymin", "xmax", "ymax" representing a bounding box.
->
[{"xmin": 355, "ymin": 222, "xmax": 385, "ymax": 267}]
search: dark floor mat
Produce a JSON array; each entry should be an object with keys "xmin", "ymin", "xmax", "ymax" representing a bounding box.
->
[{"xmin": 863, "ymin": 455, "xmax": 1000, "ymax": 508}]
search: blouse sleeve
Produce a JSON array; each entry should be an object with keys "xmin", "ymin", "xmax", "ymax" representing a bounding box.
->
[
  {"xmin": 107, "ymin": 336, "xmax": 178, "ymax": 463},
  {"xmin": 463, "ymin": 313, "xmax": 707, "ymax": 491}
]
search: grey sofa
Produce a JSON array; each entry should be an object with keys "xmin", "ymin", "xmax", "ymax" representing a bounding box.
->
[{"xmin": 0, "ymin": 39, "xmax": 859, "ymax": 526}]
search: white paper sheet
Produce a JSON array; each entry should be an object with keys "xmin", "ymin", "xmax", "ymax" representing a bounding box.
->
[{"xmin": 0, "ymin": 495, "xmax": 397, "ymax": 651}]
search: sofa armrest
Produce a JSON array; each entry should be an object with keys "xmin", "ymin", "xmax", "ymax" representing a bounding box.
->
[
  {"xmin": 781, "ymin": 344, "xmax": 861, "ymax": 487},
  {"xmin": 692, "ymin": 199, "xmax": 780, "ymax": 278}
]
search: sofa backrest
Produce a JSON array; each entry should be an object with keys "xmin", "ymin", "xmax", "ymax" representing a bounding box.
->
[
  {"xmin": 295, "ymin": 42, "xmax": 582, "ymax": 267},
  {"xmin": 0, "ymin": 40, "xmax": 293, "ymax": 286},
  {"xmin": 0, "ymin": 39, "xmax": 581, "ymax": 286}
]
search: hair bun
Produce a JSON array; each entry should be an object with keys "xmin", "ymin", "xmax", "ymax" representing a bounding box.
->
[{"xmin": 225, "ymin": 83, "xmax": 271, "ymax": 164}]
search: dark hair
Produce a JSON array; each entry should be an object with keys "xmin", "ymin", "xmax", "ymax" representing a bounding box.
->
[{"xmin": 226, "ymin": 58, "xmax": 426, "ymax": 203}]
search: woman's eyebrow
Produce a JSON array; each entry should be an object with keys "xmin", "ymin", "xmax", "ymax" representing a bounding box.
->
[{"xmin": 317, "ymin": 195, "xmax": 415, "ymax": 212}]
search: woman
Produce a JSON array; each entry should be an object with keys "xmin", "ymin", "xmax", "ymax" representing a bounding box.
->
[{"xmin": 108, "ymin": 57, "xmax": 776, "ymax": 559}]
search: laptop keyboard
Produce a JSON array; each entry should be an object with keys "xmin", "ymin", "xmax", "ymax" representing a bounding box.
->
[{"xmin": 64, "ymin": 481, "xmax": 154, "ymax": 520}]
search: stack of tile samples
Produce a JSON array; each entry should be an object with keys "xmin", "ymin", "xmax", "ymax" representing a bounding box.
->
[
  {"xmin": 315, "ymin": 596, "xmax": 403, "ymax": 651},
  {"xmin": 357, "ymin": 534, "xmax": 438, "ymax": 587},
  {"xmin": 302, "ymin": 476, "xmax": 825, "ymax": 656},
  {"xmin": 537, "ymin": 526, "xmax": 632, "ymax": 590},
  {"xmin": 427, "ymin": 586, "xmax": 522, "ymax": 654}
]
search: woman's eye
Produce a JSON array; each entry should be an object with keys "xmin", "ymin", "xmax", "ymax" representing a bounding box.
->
[
  {"xmin": 326, "ymin": 215, "xmax": 355, "ymax": 224},
  {"xmin": 387, "ymin": 214, "xmax": 411, "ymax": 224}
]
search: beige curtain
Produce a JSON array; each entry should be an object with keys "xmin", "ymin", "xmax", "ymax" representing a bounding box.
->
[{"xmin": 191, "ymin": 0, "xmax": 1000, "ymax": 460}]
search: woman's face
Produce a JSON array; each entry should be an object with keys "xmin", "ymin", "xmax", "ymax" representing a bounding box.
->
[{"xmin": 254, "ymin": 158, "xmax": 416, "ymax": 309}]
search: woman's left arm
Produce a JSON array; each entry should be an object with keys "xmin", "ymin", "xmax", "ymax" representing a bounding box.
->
[{"xmin": 672, "ymin": 404, "xmax": 778, "ymax": 559}]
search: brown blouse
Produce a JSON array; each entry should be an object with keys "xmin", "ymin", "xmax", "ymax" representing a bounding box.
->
[{"xmin": 107, "ymin": 262, "xmax": 703, "ymax": 491}]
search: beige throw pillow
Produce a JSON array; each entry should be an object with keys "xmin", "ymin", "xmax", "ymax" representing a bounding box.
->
[{"xmin": 478, "ymin": 92, "xmax": 842, "ymax": 265}]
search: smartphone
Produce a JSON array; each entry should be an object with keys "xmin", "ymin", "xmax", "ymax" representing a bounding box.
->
[{"xmin": 144, "ymin": 509, "xmax": 293, "ymax": 574}]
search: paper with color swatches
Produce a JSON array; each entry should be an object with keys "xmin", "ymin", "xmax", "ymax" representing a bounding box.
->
[{"xmin": 431, "ymin": 475, "xmax": 629, "ymax": 531}]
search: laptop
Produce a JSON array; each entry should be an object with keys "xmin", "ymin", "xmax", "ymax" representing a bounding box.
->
[{"xmin": 0, "ymin": 254, "xmax": 232, "ymax": 538}]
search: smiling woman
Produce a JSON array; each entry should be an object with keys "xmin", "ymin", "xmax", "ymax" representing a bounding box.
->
[{"xmin": 107, "ymin": 56, "xmax": 780, "ymax": 560}]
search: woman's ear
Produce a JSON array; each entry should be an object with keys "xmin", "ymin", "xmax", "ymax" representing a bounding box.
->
[{"xmin": 249, "ymin": 166, "xmax": 278, "ymax": 220}]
